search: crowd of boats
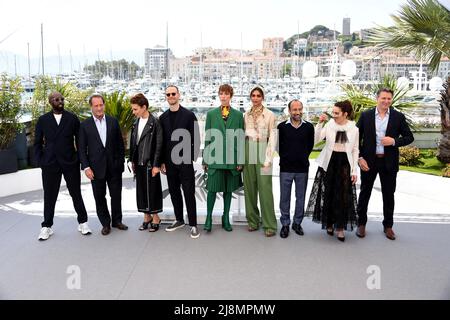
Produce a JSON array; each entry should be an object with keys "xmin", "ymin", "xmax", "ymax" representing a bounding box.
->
[{"xmin": 19, "ymin": 71, "xmax": 442, "ymax": 125}]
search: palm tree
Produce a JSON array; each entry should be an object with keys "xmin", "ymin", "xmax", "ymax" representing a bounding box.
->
[
  {"xmin": 369, "ymin": 0, "xmax": 450, "ymax": 166},
  {"xmin": 369, "ymin": 0, "xmax": 450, "ymax": 71},
  {"xmin": 103, "ymin": 91, "xmax": 159, "ymax": 151},
  {"xmin": 103, "ymin": 91, "xmax": 134, "ymax": 149},
  {"xmin": 438, "ymin": 77, "xmax": 450, "ymax": 165},
  {"xmin": 339, "ymin": 75, "xmax": 417, "ymax": 125}
]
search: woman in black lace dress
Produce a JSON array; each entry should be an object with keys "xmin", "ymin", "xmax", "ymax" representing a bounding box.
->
[{"xmin": 306, "ymin": 101, "xmax": 359, "ymax": 242}]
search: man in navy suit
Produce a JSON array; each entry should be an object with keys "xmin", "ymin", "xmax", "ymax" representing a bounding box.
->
[
  {"xmin": 356, "ymin": 88, "xmax": 414, "ymax": 240},
  {"xmin": 79, "ymin": 94, "xmax": 128, "ymax": 235},
  {"xmin": 34, "ymin": 92, "xmax": 91, "ymax": 241}
]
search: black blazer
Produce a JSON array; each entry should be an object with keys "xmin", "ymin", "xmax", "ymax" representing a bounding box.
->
[
  {"xmin": 357, "ymin": 107, "xmax": 414, "ymax": 172},
  {"xmin": 129, "ymin": 114, "xmax": 163, "ymax": 168},
  {"xmin": 78, "ymin": 115, "xmax": 125, "ymax": 179},
  {"xmin": 159, "ymin": 106, "xmax": 200, "ymax": 168},
  {"xmin": 34, "ymin": 110, "xmax": 81, "ymax": 169}
]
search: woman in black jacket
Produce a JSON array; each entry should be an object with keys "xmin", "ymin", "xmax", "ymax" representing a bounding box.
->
[{"xmin": 129, "ymin": 93, "xmax": 163, "ymax": 232}]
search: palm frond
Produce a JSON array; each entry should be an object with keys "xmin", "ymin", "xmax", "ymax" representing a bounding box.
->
[
  {"xmin": 369, "ymin": 0, "xmax": 450, "ymax": 72},
  {"xmin": 340, "ymin": 75, "xmax": 419, "ymax": 128},
  {"xmin": 103, "ymin": 91, "xmax": 135, "ymax": 148}
]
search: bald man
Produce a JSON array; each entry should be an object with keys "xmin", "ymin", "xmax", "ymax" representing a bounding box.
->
[{"xmin": 34, "ymin": 92, "xmax": 91, "ymax": 241}]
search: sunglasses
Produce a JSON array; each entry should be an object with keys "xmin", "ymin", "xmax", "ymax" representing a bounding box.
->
[{"xmin": 166, "ymin": 92, "xmax": 177, "ymax": 97}]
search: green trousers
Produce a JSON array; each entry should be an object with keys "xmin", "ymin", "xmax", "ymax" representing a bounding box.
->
[{"xmin": 243, "ymin": 141, "xmax": 277, "ymax": 232}]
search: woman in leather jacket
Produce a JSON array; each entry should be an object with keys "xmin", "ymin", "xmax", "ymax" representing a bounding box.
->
[{"xmin": 129, "ymin": 93, "xmax": 163, "ymax": 232}]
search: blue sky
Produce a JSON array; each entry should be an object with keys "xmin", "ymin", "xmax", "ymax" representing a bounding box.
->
[{"xmin": 0, "ymin": 0, "xmax": 410, "ymax": 74}]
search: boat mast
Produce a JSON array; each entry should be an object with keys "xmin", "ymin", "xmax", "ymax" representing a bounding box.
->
[
  {"xmin": 41, "ymin": 23, "xmax": 44, "ymax": 75},
  {"xmin": 27, "ymin": 42, "xmax": 31, "ymax": 80}
]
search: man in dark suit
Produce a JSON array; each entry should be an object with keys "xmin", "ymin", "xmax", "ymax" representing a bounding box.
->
[
  {"xmin": 160, "ymin": 85, "xmax": 201, "ymax": 239},
  {"xmin": 356, "ymin": 88, "xmax": 414, "ymax": 240},
  {"xmin": 78, "ymin": 94, "xmax": 128, "ymax": 235},
  {"xmin": 34, "ymin": 92, "xmax": 91, "ymax": 241}
]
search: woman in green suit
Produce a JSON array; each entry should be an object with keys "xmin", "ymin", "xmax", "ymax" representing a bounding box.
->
[{"xmin": 203, "ymin": 84, "xmax": 245, "ymax": 232}]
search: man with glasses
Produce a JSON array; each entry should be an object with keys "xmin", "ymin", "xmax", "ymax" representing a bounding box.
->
[
  {"xmin": 34, "ymin": 92, "xmax": 91, "ymax": 241},
  {"xmin": 160, "ymin": 86, "xmax": 201, "ymax": 239}
]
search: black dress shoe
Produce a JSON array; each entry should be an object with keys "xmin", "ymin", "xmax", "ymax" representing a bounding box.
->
[
  {"xmin": 112, "ymin": 222, "xmax": 128, "ymax": 230},
  {"xmin": 101, "ymin": 226, "xmax": 111, "ymax": 235},
  {"xmin": 280, "ymin": 226, "xmax": 289, "ymax": 238},
  {"xmin": 292, "ymin": 223, "xmax": 304, "ymax": 236}
]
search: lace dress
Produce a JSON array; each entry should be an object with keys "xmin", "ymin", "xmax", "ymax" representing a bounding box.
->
[{"xmin": 305, "ymin": 123, "xmax": 358, "ymax": 230}]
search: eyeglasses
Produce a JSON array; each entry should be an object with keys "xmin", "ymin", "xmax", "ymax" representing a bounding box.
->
[{"xmin": 166, "ymin": 92, "xmax": 177, "ymax": 97}]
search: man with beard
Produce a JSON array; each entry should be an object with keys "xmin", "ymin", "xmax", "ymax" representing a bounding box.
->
[
  {"xmin": 160, "ymin": 85, "xmax": 201, "ymax": 239},
  {"xmin": 34, "ymin": 92, "xmax": 91, "ymax": 241},
  {"xmin": 277, "ymin": 100, "xmax": 314, "ymax": 238}
]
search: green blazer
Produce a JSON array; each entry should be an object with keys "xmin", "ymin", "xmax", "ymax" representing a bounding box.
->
[{"xmin": 203, "ymin": 106, "xmax": 244, "ymax": 176}]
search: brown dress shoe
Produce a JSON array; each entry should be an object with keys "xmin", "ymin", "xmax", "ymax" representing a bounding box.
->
[
  {"xmin": 112, "ymin": 222, "xmax": 128, "ymax": 230},
  {"xmin": 384, "ymin": 227, "xmax": 396, "ymax": 240},
  {"xmin": 101, "ymin": 226, "xmax": 111, "ymax": 235},
  {"xmin": 356, "ymin": 225, "xmax": 366, "ymax": 238},
  {"xmin": 265, "ymin": 230, "xmax": 276, "ymax": 237}
]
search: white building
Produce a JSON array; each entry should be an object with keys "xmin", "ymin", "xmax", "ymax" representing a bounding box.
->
[{"xmin": 144, "ymin": 46, "xmax": 174, "ymax": 79}]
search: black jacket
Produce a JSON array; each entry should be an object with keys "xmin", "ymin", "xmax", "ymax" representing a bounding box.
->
[
  {"xmin": 129, "ymin": 114, "xmax": 163, "ymax": 168},
  {"xmin": 34, "ymin": 110, "xmax": 81, "ymax": 169},
  {"xmin": 357, "ymin": 107, "xmax": 414, "ymax": 172},
  {"xmin": 159, "ymin": 106, "xmax": 200, "ymax": 168},
  {"xmin": 78, "ymin": 115, "xmax": 125, "ymax": 179}
]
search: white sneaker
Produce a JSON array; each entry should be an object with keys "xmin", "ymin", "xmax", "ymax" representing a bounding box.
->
[
  {"xmin": 190, "ymin": 226, "xmax": 200, "ymax": 239},
  {"xmin": 38, "ymin": 227, "xmax": 53, "ymax": 241},
  {"xmin": 78, "ymin": 222, "xmax": 92, "ymax": 235}
]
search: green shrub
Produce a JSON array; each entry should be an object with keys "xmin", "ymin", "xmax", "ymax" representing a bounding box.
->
[
  {"xmin": 399, "ymin": 146, "xmax": 422, "ymax": 166},
  {"xmin": 0, "ymin": 74, "xmax": 24, "ymax": 149}
]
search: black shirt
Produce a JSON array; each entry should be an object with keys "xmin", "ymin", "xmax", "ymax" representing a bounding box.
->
[
  {"xmin": 277, "ymin": 120, "xmax": 315, "ymax": 173},
  {"xmin": 169, "ymin": 109, "xmax": 178, "ymax": 130}
]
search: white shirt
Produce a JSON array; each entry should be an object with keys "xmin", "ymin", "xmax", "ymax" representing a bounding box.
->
[
  {"xmin": 53, "ymin": 113, "xmax": 62, "ymax": 125},
  {"xmin": 137, "ymin": 117, "xmax": 149, "ymax": 144},
  {"xmin": 314, "ymin": 119, "xmax": 359, "ymax": 176},
  {"xmin": 286, "ymin": 117, "xmax": 303, "ymax": 129},
  {"xmin": 375, "ymin": 107, "xmax": 390, "ymax": 154},
  {"xmin": 94, "ymin": 116, "xmax": 107, "ymax": 147}
]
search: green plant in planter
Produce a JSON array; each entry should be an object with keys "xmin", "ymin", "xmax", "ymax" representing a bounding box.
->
[
  {"xmin": 0, "ymin": 74, "xmax": 24, "ymax": 174},
  {"xmin": 0, "ymin": 74, "xmax": 24, "ymax": 149}
]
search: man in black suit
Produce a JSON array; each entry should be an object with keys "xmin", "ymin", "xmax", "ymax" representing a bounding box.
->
[
  {"xmin": 78, "ymin": 94, "xmax": 128, "ymax": 235},
  {"xmin": 160, "ymin": 85, "xmax": 201, "ymax": 239},
  {"xmin": 356, "ymin": 88, "xmax": 414, "ymax": 240},
  {"xmin": 34, "ymin": 92, "xmax": 91, "ymax": 241}
]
